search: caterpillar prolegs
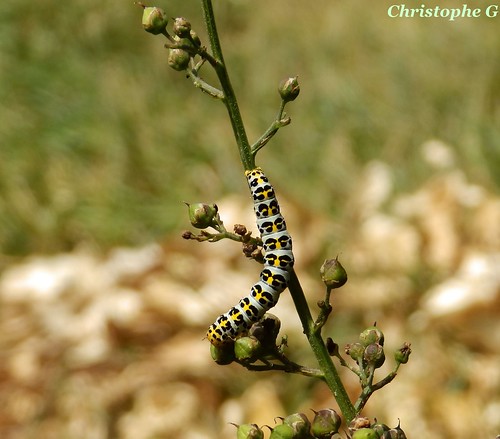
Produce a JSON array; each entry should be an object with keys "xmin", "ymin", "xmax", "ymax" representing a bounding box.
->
[{"xmin": 207, "ymin": 168, "xmax": 294, "ymax": 346}]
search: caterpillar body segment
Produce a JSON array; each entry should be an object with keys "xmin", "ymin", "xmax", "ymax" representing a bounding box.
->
[{"xmin": 207, "ymin": 167, "xmax": 294, "ymax": 346}]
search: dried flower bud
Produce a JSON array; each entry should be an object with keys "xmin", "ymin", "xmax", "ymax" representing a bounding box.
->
[
  {"xmin": 283, "ymin": 413, "xmax": 310, "ymax": 438},
  {"xmin": 363, "ymin": 343, "xmax": 385, "ymax": 368},
  {"xmin": 269, "ymin": 423, "xmax": 295, "ymax": 439},
  {"xmin": 381, "ymin": 426, "xmax": 407, "ymax": 439},
  {"xmin": 141, "ymin": 6, "xmax": 168, "ymax": 35},
  {"xmin": 326, "ymin": 337, "xmax": 339, "ymax": 356},
  {"xmin": 320, "ymin": 257, "xmax": 348, "ymax": 289},
  {"xmin": 210, "ymin": 342, "xmax": 235, "ymax": 365},
  {"xmin": 278, "ymin": 76, "xmax": 300, "ymax": 102},
  {"xmin": 345, "ymin": 342, "xmax": 364, "ymax": 362},
  {"xmin": 168, "ymin": 48, "xmax": 191, "ymax": 71},
  {"xmin": 311, "ymin": 409, "xmax": 341, "ymax": 438},
  {"xmin": 249, "ymin": 313, "xmax": 281, "ymax": 346},
  {"xmin": 359, "ymin": 325, "xmax": 384, "ymax": 347},
  {"xmin": 182, "ymin": 230, "xmax": 194, "ymax": 240},
  {"xmin": 185, "ymin": 202, "xmax": 218, "ymax": 229},
  {"xmin": 394, "ymin": 342, "xmax": 411, "ymax": 365},
  {"xmin": 172, "ymin": 17, "xmax": 192, "ymax": 37},
  {"xmin": 349, "ymin": 417, "xmax": 371, "ymax": 431},
  {"xmin": 233, "ymin": 423, "xmax": 264, "ymax": 439},
  {"xmin": 352, "ymin": 428, "xmax": 379, "ymax": 439},
  {"xmin": 234, "ymin": 336, "xmax": 263, "ymax": 362},
  {"xmin": 234, "ymin": 224, "xmax": 248, "ymax": 236},
  {"xmin": 380, "ymin": 421, "xmax": 407, "ymax": 439},
  {"xmin": 242, "ymin": 242, "xmax": 257, "ymax": 258},
  {"xmin": 372, "ymin": 422, "xmax": 390, "ymax": 437}
]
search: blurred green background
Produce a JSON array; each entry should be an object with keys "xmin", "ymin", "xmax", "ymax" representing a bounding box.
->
[{"xmin": 1, "ymin": 0, "xmax": 498, "ymax": 257}]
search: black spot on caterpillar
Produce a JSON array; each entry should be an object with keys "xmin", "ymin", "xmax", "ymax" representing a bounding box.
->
[{"xmin": 207, "ymin": 168, "xmax": 294, "ymax": 346}]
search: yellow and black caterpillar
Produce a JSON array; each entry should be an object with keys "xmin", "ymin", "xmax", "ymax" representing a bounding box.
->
[{"xmin": 207, "ymin": 168, "xmax": 294, "ymax": 346}]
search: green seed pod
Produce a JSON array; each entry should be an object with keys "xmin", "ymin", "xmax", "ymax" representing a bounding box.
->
[
  {"xmin": 269, "ymin": 423, "xmax": 295, "ymax": 439},
  {"xmin": 249, "ymin": 313, "xmax": 281, "ymax": 347},
  {"xmin": 185, "ymin": 202, "xmax": 218, "ymax": 229},
  {"xmin": 172, "ymin": 17, "xmax": 192, "ymax": 37},
  {"xmin": 234, "ymin": 336, "xmax": 263, "ymax": 362},
  {"xmin": 351, "ymin": 428, "xmax": 379, "ymax": 439},
  {"xmin": 233, "ymin": 423, "xmax": 264, "ymax": 439},
  {"xmin": 168, "ymin": 48, "xmax": 191, "ymax": 71},
  {"xmin": 311, "ymin": 408, "xmax": 341, "ymax": 438},
  {"xmin": 345, "ymin": 342, "xmax": 364, "ymax": 362},
  {"xmin": 142, "ymin": 6, "xmax": 168, "ymax": 35},
  {"xmin": 278, "ymin": 76, "xmax": 300, "ymax": 102},
  {"xmin": 283, "ymin": 413, "xmax": 311, "ymax": 438},
  {"xmin": 210, "ymin": 342, "xmax": 235, "ymax": 365},
  {"xmin": 363, "ymin": 343, "xmax": 385, "ymax": 369},
  {"xmin": 320, "ymin": 257, "xmax": 348, "ymax": 289},
  {"xmin": 359, "ymin": 326, "xmax": 385, "ymax": 347},
  {"xmin": 394, "ymin": 342, "xmax": 411, "ymax": 365}
]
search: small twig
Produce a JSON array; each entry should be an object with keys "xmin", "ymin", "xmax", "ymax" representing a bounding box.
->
[{"xmin": 186, "ymin": 69, "xmax": 224, "ymax": 99}]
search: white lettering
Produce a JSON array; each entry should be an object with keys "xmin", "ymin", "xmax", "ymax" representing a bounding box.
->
[
  {"xmin": 486, "ymin": 4, "xmax": 499, "ymax": 17},
  {"xmin": 388, "ymin": 4, "xmax": 400, "ymax": 17},
  {"xmin": 387, "ymin": 3, "xmax": 491, "ymax": 20}
]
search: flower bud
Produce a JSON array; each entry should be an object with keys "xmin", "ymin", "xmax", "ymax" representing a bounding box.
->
[
  {"xmin": 190, "ymin": 30, "xmax": 201, "ymax": 46},
  {"xmin": 363, "ymin": 343, "xmax": 385, "ymax": 369},
  {"xmin": 352, "ymin": 428, "xmax": 378, "ymax": 439},
  {"xmin": 210, "ymin": 342, "xmax": 235, "ymax": 365},
  {"xmin": 320, "ymin": 257, "xmax": 348, "ymax": 289},
  {"xmin": 380, "ymin": 428, "xmax": 404, "ymax": 439},
  {"xmin": 172, "ymin": 17, "xmax": 192, "ymax": 38},
  {"xmin": 233, "ymin": 423, "xmax": 264, "ymax": 439},
  {"xmin": 345, "ymin": 342, "xmax": 364, "ymax": 362},
  {"xmin": 372, "ymin": 422, "xmax": 390, "ymax": 437},
  {"xmin": 234, "ymin": 224, "xmax": 248, "ymax": 236},
  {"xmin": 168, "ymin": 48, "xmax": 191, "ymax": 71},
  {"xmin": 173, "ymin": 36, "xmax": 196, "ymax": 53},
  {"xmin": 359, "ymin": 326, "xmax": 384, "ymax": 347},
  {"xmin": 242, "ymin": 242, "xmax": 258, "ymax": 258},
  {"xmin": 182, "ymin": 230, "xmax": 194, "ymax": 240},
  {"xmin": 311, "ymin": 408, "xmax": 341, "ymax": 438},
  {"xmin": 394, "ymin": 342, "xmax": 411, "ymax": 365},
  {"xmin": 141, "ymin": 6, "xmax": 168, "ymax": 35},
  {"xmin": 185, "ymin": 202, "xmax": 218, "ymax": 229},
  {"xmin": 278, "ymin": 76, "xmax": 300, "ymax": 102},
  {"xmin": 234, "ymin": 336, "xmax": 263, "ymax": 362},
  {"xmin": 283, "ymin": 413, "xmax": 310, "ymax": 438},
  {"xmin": 382, "ymin": 421, "xmax": 407, "ymax": 439},
  {"xmin": 249, "ymin": 313, "xmax": 281, "ymax": 347},
  {"xmin": 269, "ymin": 423, "xmax": 295, "ymax": 439}
]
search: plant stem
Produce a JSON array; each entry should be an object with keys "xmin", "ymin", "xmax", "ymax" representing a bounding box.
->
[
  {"xmin": 200, "ymin": 0, "xmax": 254, "ymax": 171},
  {"xmin": 288, "ymin": 269, "xmax": 357, "ymax": 422},
  {"xmin": 200, "ymin": 0, "xmax": 356, "ymax": 424}
]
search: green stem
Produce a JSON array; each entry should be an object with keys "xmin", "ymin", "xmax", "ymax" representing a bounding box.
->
[
  {"xmin": 200, "ymin": 0, "xmax": 254, "ymax": 171},
  {"xmin": 200, "ymin": 0, "xmax": 356, "ymax": 424},
  {"xmin": 288, "ymin": 270, "xmax": 356, "ymax": 422}
]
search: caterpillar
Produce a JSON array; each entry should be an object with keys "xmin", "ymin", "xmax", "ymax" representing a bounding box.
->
[{"xmin": 207, "ymin": 167, "xmax": 294, "ymax": 346}]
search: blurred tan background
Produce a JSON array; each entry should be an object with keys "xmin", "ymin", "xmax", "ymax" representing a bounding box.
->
[{"xmin": 0, "ymin": 0, "xmax": 499, "ymax": 438}]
